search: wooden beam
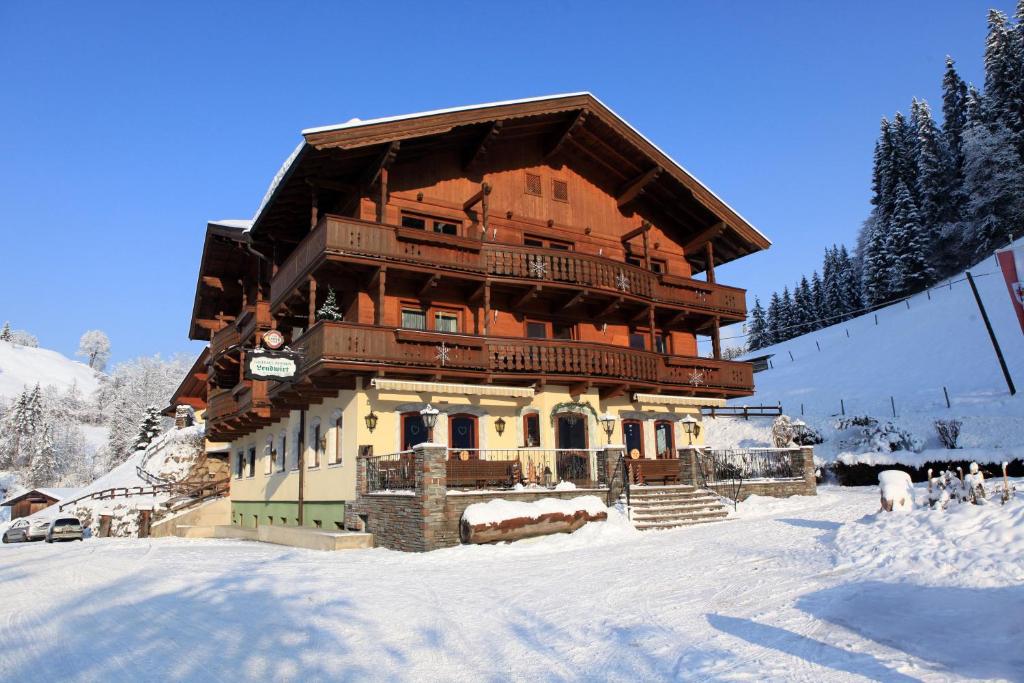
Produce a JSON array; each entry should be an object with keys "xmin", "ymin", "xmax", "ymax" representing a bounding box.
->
[
  {"xmin": 630, "ymin": 305, "xmax": 651, "ymax": 323},
  {"xmin": 682, "ymin": 221, "xmax": 726, "ymax": 254},
  {"xmin": 568, "ymin": 381, "xmax": 591, "ymax": 397},
  {"xmin": 559, "ymin": 290, "xmax": 586, "ymax": 312},
  {"xmin": 711, "ymin": 316, "xmax": 722, "ymax": 359},
  {"xmin": 417, "ymin": 274, "xmax": 440, "ymax": 298},
  {"xmin": 307, "ymin": 277, "xmax": 317, "ymax": 328},
  {"xmin": 616, "ymin": 167, "xmax": 662, "ymax": 209},
  {"xmin": 305, "ymin": 177, "xmax": 356, "ymax": 194},
  {"xmin": 462, "ymin": 182, "xmax": 492, "ymax": 211},
  {"xmin": 463, "ymin": 121, "xmax": 504, "ymax": 171},
  {"xmin": 468, "ymin": 282, "xmax": 486, "ymax": 304},
  {"xmin": 594, "ymin": 296, "xmax": 623, "ymax": 319},
  {"xmin": 512, "ymin": 285, "xmax": 541, "ymax": 310},
  {"xmin": 705, "ymin": 241, "xmax": 716, "ymax": 284},
  {"xmin": 482, "ymin": 280, "xmax": 491, "ymax": 335},
  {"xmin": 665, "ymin": 310, "xmax": 689, "ymax": 328},
  {"xmin": 620, "ymin": 221, "xmax": 651, "ymax": 243},
  {"xmin": 360, "ymin": 141, "xmax": 400, "ymax": 189},
  {"xmin": 600, "ymin": 383, "xmax": 629, "ymax": 400},
  {"xmin": 544, "ymin": 109, "xmax": 589, "ymax": 161},
  {"xmin": 375, "ymin": 267, "xmax": 386, "ymax": 326}
]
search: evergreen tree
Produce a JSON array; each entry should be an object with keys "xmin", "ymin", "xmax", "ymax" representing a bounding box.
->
[
  {"xmin": 0, "ymin": 322, "xmax": 10, "ymax": 342},
  {"xmin": 822, "ymin": 246, "xmax": 844, "ymax": 318},
  {"xmin": 861, "ymin": 218, "xmax": 891, "ymax": 306},
  {"xmin": 779, "ymin": 287, "xmax": 795, "ymax": 341},
  {"xmin": 942, "ymin": 57, "xmax": 970, "ymax": 176},
  {"xmin": 837, "ymin": 245, "xmax": 863, "ymax": 315},
  {"xmin": 871, "ymin": 119, "xmax": 897, "ymax": 221},
  {"xmin": 29, "ymin": 425, "xmax": 59, "ymax": 487},
  {"xmin": 794, "ymin": 277, "xmax": 814, "ymax": 335},
  {"xmin": 887, "ymin": 182, "xmax": 934, "ymax": 295},
  {"xmin": 810, "ymin": 271, "xmax": 825, "ymax": 326},
  {"xmin": 747, "ymin": 298, "xmax": 769, "ymax": 351},
  {"xmin": 912, "ymin": 99, "xmax": 953, "ymax": 234},
  {"xmin": 766, "ymin": 292, "xmax": 783, "ymax": 346},
  {"xmin": 133, "ymin": 405, "xmax": 163, "ymax": 452},
  {"xmin": 315, "ymin": 286, "xmax": 344, "ymax": 322},
  {"xmin": 984, "ymin": 10, "xmax": 1023, "ymax": 149}
]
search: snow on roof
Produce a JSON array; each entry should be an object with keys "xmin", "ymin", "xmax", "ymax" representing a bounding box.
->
[
  {"xmin": 209, "ymin": 219, "xmax": 253, "ymax": 230},
  {"xmin": 36, "ymin": 487, "xmax": 80, "ymax": 500},
  {"xmin": 249, "ymin": 93, "xmax": 769, "ymax": 245}
]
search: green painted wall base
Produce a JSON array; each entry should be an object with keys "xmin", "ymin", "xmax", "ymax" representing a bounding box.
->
[{"xmin": 231, "ymin": 500, "xmax": 347, "ymax": 531}]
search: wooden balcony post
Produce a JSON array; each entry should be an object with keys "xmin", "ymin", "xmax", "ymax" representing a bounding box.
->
[
  {"xmin": 377, "ymin": 167, "xmax": 388, "ymax": 223},
  {"xmin": 705, "ymin": 241, "xmax": 716, "ymax": 284},
  {"xmin": 376, "ymin": 267, "xmax": 387, "ymax": 326},
  {"xmin": 647, "ymin": 305, "xmax": 657, "ymax": 352},
  {"xmin": 642, "ymin": 221, "xmax": 652, "ymax": 271},
  {"xmin": 310, "ymin": 187, "xmax": 319, "ymax": 232},
  {"xmin": 711, "ymin": 316, "xmax": 722, "ymax": 360},
  {"xmin": 483, "ymin": 280, "xmax": 491, "ymax": 335},
  {"xmin": 308, "ymin": 276, "xmax": 317, "ymax": 328}
]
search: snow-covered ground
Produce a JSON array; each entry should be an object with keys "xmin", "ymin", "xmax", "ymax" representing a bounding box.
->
[
  {"xmin": 1, "ymin": 485, "xmax": 1020, "ymax": 682},
  {"xmin": 0, "ymin": 339, "xmax": 101, "ymax": 400}
]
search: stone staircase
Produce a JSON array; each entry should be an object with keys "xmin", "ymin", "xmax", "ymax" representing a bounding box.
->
[{"xmin": 621, "ymin": 485, "xmax": 730, "ymax": 530}]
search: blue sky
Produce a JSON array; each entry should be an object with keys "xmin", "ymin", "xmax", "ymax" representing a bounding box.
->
[{"xmin": 0, "ymin": 1, "xmax": 1013, "ymax": 365}]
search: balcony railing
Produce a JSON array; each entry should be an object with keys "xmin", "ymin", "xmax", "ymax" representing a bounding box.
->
[
  {"xmin": 271, "ymin": 214, "xmax": 746, "ymax": 319},
  {"xmin": 292, "ymin": 321, "xmax": 754, "ymax": 393},
  {"xmin": 206, "ymin": 387, "xmax": 242, "ymax": 422}
]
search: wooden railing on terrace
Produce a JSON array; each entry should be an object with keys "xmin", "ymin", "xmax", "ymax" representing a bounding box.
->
[
  {"xmin": 205, "ymin": 387, "xmax": 242, "ymax": 422},
  {"xmin": 271, "ymin": 214, "xmax": 746, "ymax": 318},
  {"xmin": 294, "ymin": 321, "xmax": 754, "ymax": 392}
]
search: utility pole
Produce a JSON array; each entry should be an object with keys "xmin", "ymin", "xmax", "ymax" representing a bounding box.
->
[{"xmin": 966, "ymin": 271, "xmax": 1015, "ymax": 396}]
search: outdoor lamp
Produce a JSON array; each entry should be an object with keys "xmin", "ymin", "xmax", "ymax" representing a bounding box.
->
[
  {"xmin": 599, "ymin": 413, "xmax": 616, "ymax": 444},
  {"xmin": 420, "ymin": 404, "xmax": 440, "ymax": 440},
  {"xmin": 791, "ymin": 419, "xmax": 807, "ymax": 445},
  {"xmin": 494, "ymin": 416, "xmax": 506, "ymax": 436},
  {"xmin": 364, "ymin": 411, "xmax": 378, "ymax": 433},
  {"xmin": 681, "ymin": 414, "xmax": 700, "ymax": 445}
]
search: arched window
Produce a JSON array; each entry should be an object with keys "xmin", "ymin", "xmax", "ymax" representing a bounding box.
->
[
  {"xmin": 235, "ymin": 451, "xmax": 245, "ymax": 478},
  {"xmin": 309, "ymin": 418, "xmax": 322, "ymax": 469},
  {"xmin": 448, "ymin": 413, "xmax": 478, "ymax": 455},
  {"xmin": 330, "ymin": 412, "xmax": 343, "ymax": 466},
  {"xmin": 654, "ymin": 420, "xmax": 675, "ymax": 459},
  {"xmin": 277, "ymin": 433, "xmax": 287, "ymax": 473},
  {"xmin": 290, "ymin": 427, "xmax": 301, "ymax": 470},
  {"xmin": 401, "ymin": 412, "xmax": 427, "ymax": 451},
  {"xmin": 522, "ymin": 412, "xmax": 541, "ymax": 448},
  {"xmin": 264, "ymin": 437, "xmax": 275, "ymax": 474}
]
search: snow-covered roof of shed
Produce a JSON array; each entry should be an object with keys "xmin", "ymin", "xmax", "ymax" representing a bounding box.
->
[
  {"xmin": 1, "ymin": 487, "xmax": 80, "ymax": 506},
  {"xmin": 248, "ymin": 93, "xmax": 770, "ymax": 247}
]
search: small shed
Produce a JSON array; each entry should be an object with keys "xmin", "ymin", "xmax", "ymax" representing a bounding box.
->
[
  {"xmin": 746, "ymin": 353, "xmax": 775, "ymax": 373},
  {"xmin": 1, "ymin": 487, "xmax": 81, "ymax": 520}
]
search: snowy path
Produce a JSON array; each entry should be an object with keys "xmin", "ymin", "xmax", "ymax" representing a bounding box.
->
[{"xmin": 0, "ymin": 487, "xmax": 1020, "ymax": 682}]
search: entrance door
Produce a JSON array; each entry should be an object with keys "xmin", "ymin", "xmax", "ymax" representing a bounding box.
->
[
  {"xmin": 623, "ymin": 420, "xmax": 644, "ymax": 460},
  {"xmin": 655, "ymin": 421, "xmax": 675, "ymax": 458},
  {"xmin": 449, "ymin": 414, "xmax": 478, "ymax": 456},
  {"xmin": 556, "ymin": 414, "xmax": 589, "ymax": 484}
]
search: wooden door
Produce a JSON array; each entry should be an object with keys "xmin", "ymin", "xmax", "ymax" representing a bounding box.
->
[
  {"xmin": 401, "ymin": 412, "xmax": 427, "ymax": 451},
  {"xmin": 138, "ymin": 510, "xmax": 152, "ymax": 538},
  {"xmin": 623, "ymin": 420, "xmax": 644, "ymax": 460},
  {"xmin": 556, "ymin": 414, "xmax": 589, "ymax": 484}
]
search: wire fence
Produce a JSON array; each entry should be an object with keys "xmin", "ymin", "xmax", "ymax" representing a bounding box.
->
[
  {"xmin": 697, "ymin": 448, "xmax": 799, "ymax": 485},
  {"xmin": 364, "ymin": 451, "xmax": 416, "ymax": 493}
]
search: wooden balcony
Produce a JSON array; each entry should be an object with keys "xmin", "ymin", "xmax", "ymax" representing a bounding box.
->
[
  {"xmin": 209, "ymin": 324, "xmax": 240, "ymax": 360},
  {"xmin": 206, "ymin": 387, "xmax": 242, "ymax": 423},
  {"xmin": 270, "ymin": 215, "xmax": 747, "ymax": 320},
  {"xmin": 289, "ymin": 321, "xmax": 753, "ymax": 396}
]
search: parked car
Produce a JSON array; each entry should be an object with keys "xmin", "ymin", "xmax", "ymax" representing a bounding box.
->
[
  {"xmin": 45, "ymin": 517, "xmax": 83, "ymax": 543},
  {"xmin": 2, "ymin": 519, "xmax": 31, "ymax": 543},
  {"xmin": 27, "ymin": 517, "xmax": 52, "ymax": 541}
]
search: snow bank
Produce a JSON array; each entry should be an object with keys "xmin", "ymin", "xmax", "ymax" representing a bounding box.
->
[
  {"xmin": 462, "ymin": 495, "xmax": 606, "ymax": 526},
  {"xmin": 836, "ymin": 485, "xmax": 1024, "ymax": 586},
  {"xmin": 0, "ymin": 340, "xmax": 101, "ymax": 400}
]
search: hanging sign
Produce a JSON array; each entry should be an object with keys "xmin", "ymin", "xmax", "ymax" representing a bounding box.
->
[
  {"xmin": 263, "ymin": 329, "xmax": 285, "ymax": 350},
  {"xmin": 246, "ymin": 351, "xmax": 299, "ymax": 381},
  {"xmin": 996, "ymin": 245, "xmax": 1024, "ymax": 336}
]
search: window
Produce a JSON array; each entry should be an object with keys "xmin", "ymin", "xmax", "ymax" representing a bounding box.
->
[
  {"xmin": 449, "ymin": 414, "xmax": 478, "ymax": 452},
  {"xmin": 625, "ymin": 255, "xmax": 665, "ymax": 273},
  {"xmin": 264, "ymin": 438, "xmax": 274, "ymax": 475},
  {"xmin": 623, "ymin": 420, "xmax": 644, "ymax": 459},
  {"xmin": 401, "ymin": 307, "xmax": 427, "ymax": 330},
  {"xmin": 277, "ymin": 434, "xmax": 287, "ymax": 473},
  {"xmin": 434, "ymin": 311, "xmax": 459, "ymax": 333},
  {"xmin": 525, "ymin": 172, "xmax": 542, "ymax": 196},
  {"xmin": 292, "ymin": 428, "xmax": 302, "ymax": 471},
  {"xmin": 552, "ymin": 179, "xmax": 569, "ymax": 202},
  {"xmin": 330, "ymin": 415, "xmax": 343, "ymax": 466},
  {"xmin": 523, "ymin": 413, "xmax": 540, "ymax": 448},
  {"xmin": 524, "ymin": 234, "xmax": 573, "ymax": 251},
  {"xmin": 629, "ymin": 332, "xmax": 647, "ymax": 351},
  {"xmin": 235, "ymin": 451, "xmax": 244, "ymax": 478},
  {"xmin": 654, "ymin": 335, "xmax": 667, "ymax": 354},
  {"xmin": 552, "ymin": 323, "xmax": 573, "ymax": 340},
  {"xmin": 247, "ymin": 447, "xmax": 256, "ymax": 478},
  {"xmin": 655, "ymin": 421, "xmax": 675, "ymax": 459},
  {"xmin": 625, "ymin": 255, "xmax": 643, "ymax": 268},
  {"xmin": 650, "ymin": 259, "xmax": 666, "ymax": 274},
  {"xmin": 401, "ymin": 212, "xmax": 460, "ymax": 236},
  {"xmin": 526, "ymin": 321, "xmax": 548, "ymax": 339},
  {"xmin": 309, "ymin": 420, "xmax": 322, "ymax": 469},
  {"xmin": 402, "ymin": 412, "xmax": 428, "ymax": 451}
]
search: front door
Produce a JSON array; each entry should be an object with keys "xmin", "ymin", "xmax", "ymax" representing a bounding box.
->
[
  {"xmin": 402, "ymin": 413, "xmax": 427, "ymax": 451},
  {"xmin": 623, "ymin": 420, "xmax": 644, "ymax": 460},
  {"xmin": 556, "ymin": 414, "xmax": 589, "ymax": 484},
  {"xmin": 449, "ymin": 414, "xmax": 477, "ymax": 455}
]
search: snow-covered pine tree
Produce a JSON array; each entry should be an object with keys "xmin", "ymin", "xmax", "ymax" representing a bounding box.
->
[
  {"xmin": 29, "ymin": 425, "xmax": 59, "ymax": 487},
  {"xmin": 912, "ymin": 99, "xmax": 952, "ymax": 239},
  {"xmin": 861, "ymin": 217, "xmax": 891, "ymax": 306},
  {"xmin": 943, "ymin": 57, "xmax": 970, "ymax": 177},
  {"xmin": 891, "ymin": 112, "xmax": 920, "ymax": 207},
  {"xmin": 315, "ymin": 286, "xmax": 344, "ymax": 322},
  {"xmin": 766, "ymin": 292, "xmax": 783, "ymax": 346},
  {"xmin": 984, "ymin": 9, "xmax": 1024, "ymax": 154},
  {"xmin": 0, "ymin": 322, "xmax": 10, "ymax": 342},
  {"xmin": 133, "ymin": 405, "xmax": 163, "ymax": 452},
  {"xmin": 887, "ymin": 182, "xmax": 934, "ymax": 295},
  {"xmin": 837, "ymin": 245, "xmax": 863, "ymax": 316},
  {"xmin": 810, "ymin": 271, "xmax": 825, "ymax": 326},
  {"xmin": 822, "ymin": 246, "xmax": 843, "ymax": 320},
  {"xmin": 794, "ymin": 276, "xmax": 814, "ymax": 335},
  {"xmin": 747, "ymin": 297, "xmax": 769, "ymax": 351},
  {"xmin": 779, "ymin": 287, "xmax": 795, "ymax": 341},
  {"xmin": 871, "ymin": 119, "xmax": 896, "ymax": 221}
]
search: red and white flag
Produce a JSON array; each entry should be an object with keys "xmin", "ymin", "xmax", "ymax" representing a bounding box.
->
[{"xmin": 995, "ymin": 244, "xmax": 1024, "ymax": 336}]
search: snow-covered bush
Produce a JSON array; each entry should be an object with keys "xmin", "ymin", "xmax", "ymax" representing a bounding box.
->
[
  {"xmin": 878, "ymin": 470, "xmax": 914, "ymax": 512},
  {"xmin": 934, "ymin": 419, "xmax": 962, "ymax": 449},
  {"xmin": 834, "ymin": 415, "xmax": 922, "ymax": 454},
  {"xmin": 770, "ymin": 415, "xmax": 821, "ymax": 447}
]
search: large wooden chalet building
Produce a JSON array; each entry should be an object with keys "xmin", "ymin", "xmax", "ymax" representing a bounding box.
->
[{"xmin": 188, "ymin": 93, "xmax": 769, "ymax": 530}]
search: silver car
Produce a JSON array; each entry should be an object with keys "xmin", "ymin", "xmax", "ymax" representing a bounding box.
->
[
  {"xmin": 2, "ymin": 518, "xmax": 31, "ymax": 543},
  {"xmin": 45, "ymin": 517, "xmax": 83, "ymax": 543}
]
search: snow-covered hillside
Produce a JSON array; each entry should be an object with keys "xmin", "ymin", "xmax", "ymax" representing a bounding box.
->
[
  {"xmin": 0, "ymin": 340, "xmax": 101, "ymax": 400},
  {"xmin": 707, "ymin": 244, "xmax": 1024, "ymax": 466}
]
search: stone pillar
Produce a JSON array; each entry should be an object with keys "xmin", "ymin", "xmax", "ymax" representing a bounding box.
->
[
  {"xmin": 345, "ymin": 445, "xmax": 372, "ymax": 531},
  {"xmin": 414, "ymin": 442, "xmax": 448, "ymax": 551},
  {"xmin": 795, "ymin": 446, "xmax": 818, "ymax": 496},
  {"xmin": 602, "ymin": 444, "xmax": 626, "ymax": 501},
  {"xmin": 174, "ymin": 405, "xmax": 194, "ymax": 429},
  {"xmin": 678, "ymin": 447, "xmax": 701, "ymax": 486}
]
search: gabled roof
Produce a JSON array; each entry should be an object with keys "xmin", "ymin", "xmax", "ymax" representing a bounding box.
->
[
  {"xmin": 248, "ymin": 92, "xmax": 770, "ymax": 268},
  {"xmin": 164, "ymin": 349, "xmax": 210, "ymax": 414},
  {"xmin": 189, "ymin": 222, "xmax": 250, "ymax": 340},
  {"xmin": 1, "ymin": 487, "xmax": 80, "ymax": 507}
]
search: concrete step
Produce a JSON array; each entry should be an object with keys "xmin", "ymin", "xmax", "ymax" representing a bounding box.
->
[
  {"xmin": 633, "ymin": 510, "xmax": 730, "ymax": 530},
  {"xmin": 631, "ymin": 502, "xmax": 726, "ymax": 518},
  {"xmin": 622, "ymin": 494, "xmax": 720, "ymax": 507},
  {"xmin": 173, "ymin": 525, "xmax": 217, "ymax": 539}
]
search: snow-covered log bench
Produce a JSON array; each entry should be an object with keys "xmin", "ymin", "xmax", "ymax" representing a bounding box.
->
[{"xmin": 460, "ymin": 495, "xmax": 608, "ymax": 544}]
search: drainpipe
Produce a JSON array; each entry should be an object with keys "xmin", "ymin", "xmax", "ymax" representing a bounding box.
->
[{"xmin": 297, "ymin": 408, "xmax": 306, "ymax": 526}]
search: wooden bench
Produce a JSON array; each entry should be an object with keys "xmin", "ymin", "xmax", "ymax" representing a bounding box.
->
[
  {"xmin": 447, "ymin": 459, "xmax": 522, "ymax": 489},
  {"xmin": 627, "ymin": 459, "xmax": 681, "ymax": 486}
]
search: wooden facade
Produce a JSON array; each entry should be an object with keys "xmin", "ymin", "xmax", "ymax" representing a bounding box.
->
[{"xmin": 189, "ymin": 94, "xmax": 769, "ymax": 442}]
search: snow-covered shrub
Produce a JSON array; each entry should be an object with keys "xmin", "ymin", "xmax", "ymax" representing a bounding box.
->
[
  {"xmin": 934, "ymin": 419, "xmax": 962, "ymax": 449},
  {"xmin": 835, "ymin": 415, "xmax": 877, "ymax": 429},
  {"xmin": 834, "ymin": 415, "xmax": 922, "ymax": 454},
  {"xmin": 770, "ymin": 415, "xmax": 805, "ymax": 447},
  {"xmin": 793, "ymin": 424, "xmax": 824, "ymax": 446}
]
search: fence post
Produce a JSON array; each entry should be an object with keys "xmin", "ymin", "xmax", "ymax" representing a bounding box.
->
[
  {"xmin": 414, "ymin": 442, "xmax": 448, "ymax": 552},
  {"xmin": 677, "ymin": 446, "xmax": 700, "ymax": 486},
  {"xmin": 794, "ymin": 446, "xmax": 817, "ymax": 495}
]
